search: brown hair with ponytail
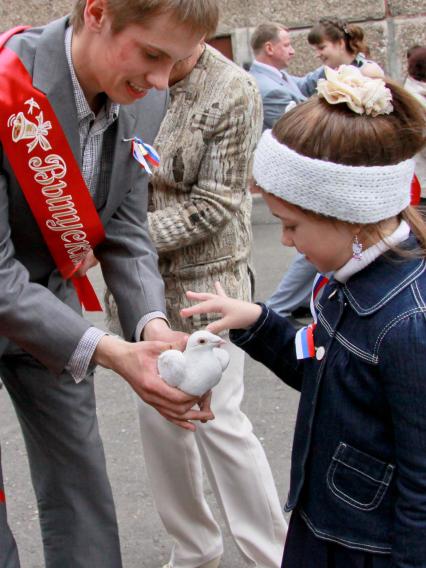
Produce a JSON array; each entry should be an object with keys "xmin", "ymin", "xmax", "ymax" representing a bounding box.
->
[
  {"xmin": 271, "ymin": 81, "xmax": 426, "ymax": 255},
  {"xmin": 308, "ymin": 18, "xmax": 369, "ymax": 57}
]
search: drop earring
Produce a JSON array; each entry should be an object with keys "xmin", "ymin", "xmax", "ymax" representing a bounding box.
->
[{"xmin": 352, "ymin": 235, "xmax": 363, "ymax": 261}]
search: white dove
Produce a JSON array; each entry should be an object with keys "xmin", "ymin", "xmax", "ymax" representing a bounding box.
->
[{"xmin": 157, "ymin": 330, "xmax": 230, "ymax": 396}]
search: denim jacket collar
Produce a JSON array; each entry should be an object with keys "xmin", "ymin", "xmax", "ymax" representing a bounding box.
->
[{"xmin": 337, "ymin": 235, "xmax": 426, "ymax": 316}]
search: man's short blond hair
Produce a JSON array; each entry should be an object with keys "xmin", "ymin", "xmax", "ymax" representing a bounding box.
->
[
  {"xmin": 70, "ymin": 0, "xmax": 219, "ymax": 37},
  {"xmin": 250, "ymin": 22, "xmax": 288, "ymax": 54}
]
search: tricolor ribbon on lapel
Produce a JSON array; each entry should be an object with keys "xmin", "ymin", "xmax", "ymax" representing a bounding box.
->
[
  {"xmin": 295, "ymin": 273, "xmax": 329, "ymax": 359},
  {"xmin": 124, "ymin": 136, "xmax": 160, "ymax": 175}
]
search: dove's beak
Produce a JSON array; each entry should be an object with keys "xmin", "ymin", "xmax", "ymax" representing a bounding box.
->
[{"xmin": 215, "ymin": 339, "xmax": 226, "ymax": 347}]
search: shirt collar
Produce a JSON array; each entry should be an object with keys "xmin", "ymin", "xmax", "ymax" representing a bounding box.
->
[{"xmin": 64, "ymin": 26, "xmax": 120, "ymax": 123}]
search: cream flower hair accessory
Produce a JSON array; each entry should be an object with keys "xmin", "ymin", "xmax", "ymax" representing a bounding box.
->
[{"xmin": 317, "ymin": 65, "xmax": 393, "ymax": 116}]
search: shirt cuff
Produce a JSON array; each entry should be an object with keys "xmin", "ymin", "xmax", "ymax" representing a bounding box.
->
[
  {"xmin": 66, "ymin": 327, "xmax": 106, "ymax": 383},
  {"xmin": 134, "ymin": 311, "xmax": 169, "ymax": 341}
]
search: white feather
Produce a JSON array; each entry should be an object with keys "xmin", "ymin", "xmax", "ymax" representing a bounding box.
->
[
  {"xmin": 157, "ymin": 350, "xmax": 186, "ymax": 387},
  {"xmin": 213, "ymin": 347, "xmax": 230, "ymax": 371},
  {"xmin": 157, "ymin": 330, "xmax": 229, "ymax": 396}
]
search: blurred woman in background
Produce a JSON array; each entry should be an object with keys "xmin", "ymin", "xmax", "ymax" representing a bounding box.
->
[{"xmin": 308, "ymin": 18, "xmax": 383, "ymax": 77}]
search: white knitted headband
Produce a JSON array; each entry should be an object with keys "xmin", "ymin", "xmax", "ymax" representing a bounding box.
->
[{"xmin": 253, "ymin": 129, "xmax": 415, "ymax": 224}]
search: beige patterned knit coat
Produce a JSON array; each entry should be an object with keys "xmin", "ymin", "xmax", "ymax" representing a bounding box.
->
[{"xmin": 107, "ymin": 45, "xmax": 263, "ymax": 333}]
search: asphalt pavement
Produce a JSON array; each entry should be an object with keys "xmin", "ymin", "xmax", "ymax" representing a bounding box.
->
[{"xmin": 0, "ymin": 195, "xmax": 301, "ymax": 568}]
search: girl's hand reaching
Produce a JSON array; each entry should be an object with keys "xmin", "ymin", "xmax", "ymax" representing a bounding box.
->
[{"xmin": 181, "ymin": 282, "xmax": 262, "ymax": 335}]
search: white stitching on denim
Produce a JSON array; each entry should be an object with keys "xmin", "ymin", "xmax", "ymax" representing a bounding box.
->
[
  {"xmin": 298, "ymin": 509, "xmax": 392, "ymax": 552},
  {"xmin": 344, "ymin": 260, "xmax": 425, "ymax": 315},
  {"xmin": 326, "ymin": 443, "xmax": 394, "ymax": 511},
  {"xmin": 320, "ymin": 304, "xmax": 426, "ymax": 363},
  {"xmin": 317, "ymin": 311, "xmax": 332, "ymax": 336},
  {"xmin": 235, "ymin": 305, "xmax": 270, "ymax": 345},
  {"xmin": 332, "ymin": 457, "xmax": 394, "ymax": 485},
  {"xmin": 327, "ymin": 458, "xmax": 392, "ymax": 511},
  {"xmin": 328, "ymin": 461, "xmax": 385, "ymax": 510},
  {"xmin": 412, "ymin": 280, "xmax": 426, "ymax": 310},
  {"xmin": 333, "ymin": 333, "xmax": 376, "ymax": 362},
  {"xmin": 374, "ymin": 307, "xmax": 426, "ymax": 357},
  {"xmin": 318, "ymin": 312, "xmax": 376, "ymax": 362}
]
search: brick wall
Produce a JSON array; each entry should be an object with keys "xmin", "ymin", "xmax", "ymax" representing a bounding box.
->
[
  {"xmin": 0, "ymin": 1, "xmax": 73, "ymax": 29},
  {"xmin": 1, "ymin": 1, "xmax": 425, "ymax": 82},
  {"xmin": 218, "ymin": 0, "xmax": 426, "ymax": 82}
]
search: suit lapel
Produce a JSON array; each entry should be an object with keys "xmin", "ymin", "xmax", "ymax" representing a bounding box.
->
[
  {"xmin": 31, "ymin": 17, "xmax": 81, "ymax": 167},
  {"xmin": 99, "ymin": 108, "xmax": 137, "ymax": 220},
  {"xmin": 101, "ymin": 88, "xmax": 165, "ymax": 220}
]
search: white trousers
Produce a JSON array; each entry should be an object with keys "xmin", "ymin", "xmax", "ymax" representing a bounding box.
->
[{"xmin": 138, "ymin": 342, "xmax": 287, "ymax": 568}]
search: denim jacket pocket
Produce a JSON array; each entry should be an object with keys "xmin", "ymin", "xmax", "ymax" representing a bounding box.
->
[{"xmin": 327, "ymin": 442, "xmax": 395, "ymax": 511}]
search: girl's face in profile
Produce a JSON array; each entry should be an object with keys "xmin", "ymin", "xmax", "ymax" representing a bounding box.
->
[{"xmin": 262, "ymin": 192, "xmax": 355, "ymax": 273}]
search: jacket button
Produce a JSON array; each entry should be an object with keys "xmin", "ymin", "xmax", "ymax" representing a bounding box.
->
[{"xmin": 316, "ymin": 346, "xmax": 325, "ymax": 360}]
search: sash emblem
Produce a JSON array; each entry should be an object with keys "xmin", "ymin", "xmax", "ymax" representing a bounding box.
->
[{"xmin": 8, "ymin": 97, "xmax": 52, "ymax": 152}]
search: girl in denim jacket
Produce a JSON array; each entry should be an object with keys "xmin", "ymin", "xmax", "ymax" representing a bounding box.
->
[{"xmin": 181, "ymin": 66, "xmax": 426, "ymax": 568}]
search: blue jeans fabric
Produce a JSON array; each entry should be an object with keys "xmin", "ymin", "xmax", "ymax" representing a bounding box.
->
[
  {"xmin": 282, "ymin": 510, "xmax": 390, "ymax": 568},
  {"xmin": 232, "ymin": 238, "xmax": 426, "ymax": 565}
]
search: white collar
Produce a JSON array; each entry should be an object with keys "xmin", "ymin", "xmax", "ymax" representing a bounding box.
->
[{"xmin": 334, "ymin": 220, "xmax": 411, "ymax": 283}]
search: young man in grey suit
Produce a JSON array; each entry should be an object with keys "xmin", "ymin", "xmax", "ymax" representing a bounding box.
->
[
  {"xmin": 249, "ymin": 22, "xmax": 322, "ymax": 321},
  {"xmin": 0, "ymin": 1, "xmax": 218, "ymax": 567}
]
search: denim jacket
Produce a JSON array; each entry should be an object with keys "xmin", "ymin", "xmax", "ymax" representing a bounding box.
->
[{"xmin": 231, "ymin": 239, "xmax": 426, "ymax": 567}]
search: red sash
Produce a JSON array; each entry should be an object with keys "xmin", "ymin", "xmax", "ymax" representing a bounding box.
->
[
  {"xmin": 0, "ymin": 27, "xmax": 103, "ymax": 311},
  {"xmin": 411, "ymin": 174, "xmax": 422, "ymax": 207}
]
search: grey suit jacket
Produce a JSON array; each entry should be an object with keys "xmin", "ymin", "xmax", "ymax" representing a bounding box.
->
[
  {"xmin": 249, "ymin": 60, "xmax": 324, "ymax": 130},
  {"xmin": 0, "ymin": 18, "xmax": 167, "ymax": 373}
]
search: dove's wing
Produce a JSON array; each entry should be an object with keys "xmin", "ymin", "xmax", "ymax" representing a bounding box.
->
[
  {"xmin": 213, "ymin": 348, "xmax": 230, "ymax": 372},
  {"xmin": 157, "ymin": 350, "xmax": 186, "ymax": 387},
  {"xmin": 181, "ymin": 352, "xmax": 223, "ymax": 396}
]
